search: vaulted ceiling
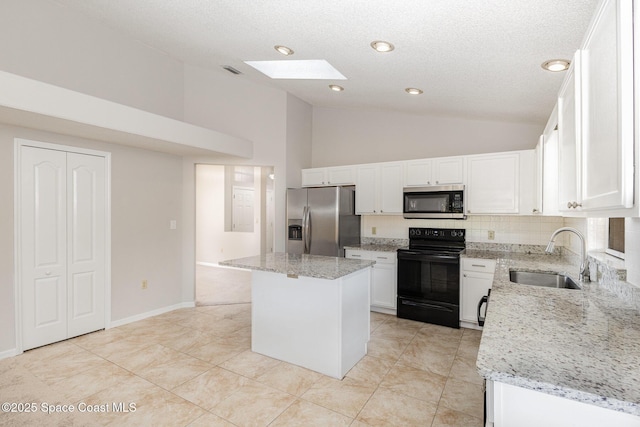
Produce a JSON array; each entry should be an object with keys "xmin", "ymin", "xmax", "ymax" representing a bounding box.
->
[{"xmin": 54, "ymin": 0, "xmax": 599, "ymax": 126}]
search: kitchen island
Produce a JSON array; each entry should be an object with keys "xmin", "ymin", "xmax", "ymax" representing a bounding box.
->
[
  {"xmin": 219, "ymin": 252, "xmax": 375, "ymax": 379},
  {"xmin": 468, "ymin": 250, "xmax": 640, "ymax": 427}
]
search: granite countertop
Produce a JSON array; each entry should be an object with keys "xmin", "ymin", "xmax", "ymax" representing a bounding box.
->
[
  {"xmin": 219, "ymin": 252, "xmax": 375, "ymax": 280},
  {"xmin": 470, "ymin": 250, "xmax": 640, "ymax": 416}
]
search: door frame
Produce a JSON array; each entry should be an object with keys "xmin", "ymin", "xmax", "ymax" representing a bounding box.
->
[{"xmin": 13, "ymin": 138, "xmax": 112, "ymax": 354}]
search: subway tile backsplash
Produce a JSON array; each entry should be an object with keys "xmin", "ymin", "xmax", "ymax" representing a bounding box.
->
[{"xmin": 362, "ymin": 215, "xmax": 566, "ymax": 246}]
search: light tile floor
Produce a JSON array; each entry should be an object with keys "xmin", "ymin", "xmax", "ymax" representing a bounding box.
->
[
  {"xmin": 0, "ymin": 304, "xmax": 483, "ymax": 426},
  {"xmin": 196, "ymin": 265, "xmax": 251, "ymax": 306}
]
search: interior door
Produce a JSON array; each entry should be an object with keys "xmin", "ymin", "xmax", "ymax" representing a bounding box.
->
[
  {"xmin": 20, "ymin": 146, "xmax": 68, "ymax": 350},
  {"xmin": 67, "ymin": 153, "xmax": 106, "ymax": 338},
  {"xmin": 20, "ymin": 145, "xmax": 107, "ymax": 350}
]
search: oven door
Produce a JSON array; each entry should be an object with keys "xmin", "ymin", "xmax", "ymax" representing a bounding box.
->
[{"xmin": 396, "ymin": 250, "xmax": 460, "ymax": 305}]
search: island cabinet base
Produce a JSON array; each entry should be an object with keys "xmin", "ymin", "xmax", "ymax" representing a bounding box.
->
[
  {"xmin": 251, "ymin": 268, "xmax": 371, "ymax": 379},
  {"xmin": 487, "ymin": 381, "xmax": 640, "ymax": 427}
]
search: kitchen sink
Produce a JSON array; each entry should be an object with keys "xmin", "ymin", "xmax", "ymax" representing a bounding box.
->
[{"xmin": 509, "ymin": 270, "xmax": 581, "ymax": 290}]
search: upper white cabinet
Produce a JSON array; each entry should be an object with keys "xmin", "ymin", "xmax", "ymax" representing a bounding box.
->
[
  {"xmin": 302, "ymin": 166, "xmax": 355, "ymax": 187},
  {"xmin": 466, "ymin": 152, "xmax": 521, "ymax": 214},
  {"xmin": 580, "ymin": 0, "xmax": 634, "ymax": 211},
  {"xmin": 538, "ymin": 104, "xmax": 560, "ymax": 216},
  {"xmin": 554, "ymin": 0, "xmax": 637, "ymax": 217},
  {"xmin": 355, "ymin": 163, "xmax": 403, "ymax": 215},
  {"xmin": 557, "ymin": 51, "xmax": 583, "ymax": 214},
  {"xmin": 405, "ymin": 156, "xmax": 464, "ymax": 187}
]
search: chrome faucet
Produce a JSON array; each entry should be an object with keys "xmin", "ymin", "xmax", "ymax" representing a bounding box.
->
[{"xmin": 545, "ymin": 227, "xmax": 590, "ymax": 282}]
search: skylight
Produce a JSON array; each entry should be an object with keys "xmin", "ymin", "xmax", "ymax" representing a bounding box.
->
[{"xmin": 244, "ymin": 60, "xmax": 347, "ymax": 80}]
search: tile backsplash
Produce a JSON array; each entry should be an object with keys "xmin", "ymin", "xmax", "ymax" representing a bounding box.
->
[
  {"xmin": 362, "ymin": 214, "xmax": 640, "ymax": 287},
  {"xmin": 362, "ymin": 215, "xmax": 566, "ymax": 246}
]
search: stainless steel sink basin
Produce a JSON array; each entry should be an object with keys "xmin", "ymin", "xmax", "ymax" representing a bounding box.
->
[{"xmin": 509, "ymin": 270, "xmax": 581, "ymax": 290}]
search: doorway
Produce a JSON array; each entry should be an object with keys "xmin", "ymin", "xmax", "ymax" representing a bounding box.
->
[
  {"xmin": 15, "ymin": 139, "xmax": 111, "ymax": 352},
  {"xmin": 195, "ymin": 164, "xmax": 274, "ymax": 305}
]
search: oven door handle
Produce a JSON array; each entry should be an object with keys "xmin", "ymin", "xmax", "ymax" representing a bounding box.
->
[
  {"xmin": 397, "ymin": 251, "xmax": 460, "ymax": 263},
  {"xmin": 400, "ymin": 300, "xmax": 454, "ymax": 312}
]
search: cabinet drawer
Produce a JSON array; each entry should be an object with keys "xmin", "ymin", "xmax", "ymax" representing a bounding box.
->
[
  {"xmin": 345, "ymin": 250, "xmax": 396, "ymax": 264},
  {"xmin": 461, "ymin": 258, "xmax": 496, "ymax": 273},
  {"xmin": 345, "ymin": 249, "xmax": 371, "ymax": 260},
  {"xmin": 371, "ymin": 252, "xmax": 396, "ymax": 264}
]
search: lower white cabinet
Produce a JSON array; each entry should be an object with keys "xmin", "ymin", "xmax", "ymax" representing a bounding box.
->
[
  {"xmin": 345, "ymin": 249, "xmax": 397, "ymax": 314},
  {"xmin": 488, "ymin": 381, "xmax": 640, "ymax": 427},
  {"xmin": 460, "ymin": 257, "xmax": 496, "ymax": 329}
]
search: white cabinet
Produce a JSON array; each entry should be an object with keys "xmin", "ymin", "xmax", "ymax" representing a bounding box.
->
[
  {"xmin": 580, "ymin": 0, "xmax": 634, "ymax": 211},
  {"xmin": 302, "ymin": 166, "xmax": 355, "ymax": 187},
  {"xmin": 405, "ymin": 156, "xmax": 464, "ymax": 187},
  {"xmin": 557, "ymin": 51, "xmax": 583, "ymax": 214},
  {"xmin": 460, "ymin": 258, "xmax": 495, "ymax": 329},
  {"xmin": 554, "ymin": 0, "xmax": 636, "ymax": 217},
  {"xmin": 466, "ymin": 152, "xmax": 521, "ymax": 214},
  {"xmin": 345, "ymin": 249, "xmax": 397, "ymax": 314},
  {"xmin": 538, "ymin": 105, "xmax": 560, "ymax": 216},
  {"xmin": 488, "ymin": 381, "xmax": 640, "ymax": 427},
  {"xmin": 355, "ymin": 163, "xmax": 403, "ymax": 215}
]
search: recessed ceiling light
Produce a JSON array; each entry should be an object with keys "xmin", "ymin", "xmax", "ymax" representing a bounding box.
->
[
  {"xmin": 274, "ymin": 45, "xmax": 294, "ymax": 56},
  {"xmin": 405, "ymin": 88, "xmax": 423, "ymax": 95},
  {"xmin": 245, "ymin": 60, "xmax": 347, "ymax": 80},
  {"xmin": 370, "ymin": 41, "xmax": 395, "ymax": 53},
  {"xmin": 541, "ymin": 59, "xmax": 570, "ymax": 72},
  {"xmin": 329, "ymin": 84, "xmax": 344, "ymax": 92}
]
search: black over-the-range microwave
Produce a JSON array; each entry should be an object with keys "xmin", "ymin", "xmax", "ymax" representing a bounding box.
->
[{"xmin": 402, "ymin": 184, "xmax": 466, "ymax": 219}]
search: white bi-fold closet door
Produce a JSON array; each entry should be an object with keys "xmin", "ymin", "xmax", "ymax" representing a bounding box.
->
[{"xmin": 19, "ymin": 143, "xmax": 107, "ymax": 351}]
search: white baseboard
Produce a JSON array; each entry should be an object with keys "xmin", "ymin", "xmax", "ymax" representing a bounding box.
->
[
  {"xmin": 0, "ymin": 348, "xmax": 20, "ymax": 361},
  {"xmin": 108, "ymin": 301, "xmax": 195, "ymax": 328}
]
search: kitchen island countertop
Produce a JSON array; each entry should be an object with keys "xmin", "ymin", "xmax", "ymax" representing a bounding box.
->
[{"xmin": 219, "ymin": 252, "xmax": 375, "ymax": 280}]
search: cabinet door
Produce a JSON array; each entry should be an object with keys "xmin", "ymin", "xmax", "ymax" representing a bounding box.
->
[
  {"xmin": 433, "ymin": 157, "xmax": 464, "ymax": 185},
  {"xmin": 356, "ymin": 165, "xmax": 377, "ymax": 214},
  {"xmin": 557, "ymin": 52, "xmax": 583, "ymax": 213},
  {"xmin": 327, "ymin": 166, "xmax": 355, "ymax": 185},
  {"xmin": 405, "ymin": 159, "xmax": 433, "ymax": 186},
  {"xmin": 302, "ymin": 168, "xmax": 327, "ymax": 187},
  {"xmin": 466, "ymin": 153, "xmax": 519, "ymax": 214},
  {"xmin": 460, "ymin": 271, "xmax": 493, "ymax": 323},
  {"xmin": 371, "ymin": 263, "xmax": 396, "ymax": 309},
  {"xmin": 379, "ymin": 163, "xmax": 403, "ymax": 214},
  {"xmin": 580, "ymin": 0, "xmax": 634, "ymax": 210}
]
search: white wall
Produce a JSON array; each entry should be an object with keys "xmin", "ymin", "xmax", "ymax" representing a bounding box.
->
[
  {"xmin": 286, "ymin": 94, "xmax": 313, "ymax": 188},
  {"xmin": 626, "ymin": 218, "xmax": 640, "ymax": 285},
  {"xmin": 311, "ymin": 107, "xmax": 543, "ymax": 167},
  {"xmin": 0, "ymin": 126, "xmax": 184, "ymax": 353},
  {"xmin": 0, "ymin": 0, "xmax": 184, "ymax": 120},
  {"xmin": 180, "ymin": 64, "xmax": 312, "ymax": 302},
  {"xmin": 195, "ymin": 165, "xmax": 262, "ymax": 264}
]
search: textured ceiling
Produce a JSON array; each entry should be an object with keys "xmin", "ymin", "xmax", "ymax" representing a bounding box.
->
[{"xmin": 52, "ymin": 0, "xmax": 599, "ymax": 125}]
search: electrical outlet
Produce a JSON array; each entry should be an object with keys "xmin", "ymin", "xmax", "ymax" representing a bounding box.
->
[
  {"xmin": 488, "ymin": 230, "xmax": 495, "ymax": 240},
  {"xmin": 142, "ymin": 280, "xmax": 148, "ymax": 290},
  {"xmin": 372, "ymin": 227, "xmax": 377, "ymax": 235}
]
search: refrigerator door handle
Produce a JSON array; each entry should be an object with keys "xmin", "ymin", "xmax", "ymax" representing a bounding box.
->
[
  {"xmin": 302, "ymin": 206, "xmax": 309, "ymax": 253},
  {"xmin": 307, "ymin": 206, "xmax": 311, "ymax": 254}
]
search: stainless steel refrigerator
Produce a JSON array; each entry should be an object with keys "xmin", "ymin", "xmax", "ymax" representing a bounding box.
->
[{"xmin": 286, "ymin": 186, "xmax": 361, "ymax": 257}]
